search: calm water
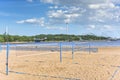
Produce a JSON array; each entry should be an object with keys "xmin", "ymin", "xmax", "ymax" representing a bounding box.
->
[{"xmin": 88, "ymin": 40, "xmax": 120, "ymax": 47}]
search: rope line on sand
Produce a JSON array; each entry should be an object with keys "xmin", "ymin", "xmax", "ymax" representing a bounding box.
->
[
  {"xmin": 109, "ymin": 66, "xmax": 120, "ymax": 80},
  {"xmin": 9, "ymin": 70, "xmax": 80, "ymax": 80}
]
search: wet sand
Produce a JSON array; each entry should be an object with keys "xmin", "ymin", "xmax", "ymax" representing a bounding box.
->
[{"xmin": 0, "ymin": 47, "xmax": 120, "ymax": 80}]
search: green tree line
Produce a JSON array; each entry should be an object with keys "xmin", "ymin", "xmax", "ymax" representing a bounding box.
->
[{"xmin": 0, "ymin": 34, "xmax": 108, "ymax": 42}]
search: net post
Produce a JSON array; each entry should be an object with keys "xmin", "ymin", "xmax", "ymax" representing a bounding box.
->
[
  {"xmin": 60, "ymin": 42, "xmax": 62, "ymax": 62},
  {"xmin": 5, "ymin": 27, "xmax": 9, "ymax": 75},
  {"xmin": 72, "ymin": 42, "xmax": 74, "ymax": 59},
  {"xmin": 6, "ymin": 42, "xmax": 9, "ymax": 75}
]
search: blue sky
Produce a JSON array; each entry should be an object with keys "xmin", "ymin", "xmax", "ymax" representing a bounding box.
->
[{"xmin": 0, "ymin": 0, "xmax": 120, "ymax": 38}]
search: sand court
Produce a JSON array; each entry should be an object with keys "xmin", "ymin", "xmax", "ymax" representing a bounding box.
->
[{"xmin": 0, "ymin": 47, "xmax": 120, "ymax": 80}]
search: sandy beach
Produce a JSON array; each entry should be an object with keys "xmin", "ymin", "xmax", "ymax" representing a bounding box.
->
[{"xmin": 0, "ymin": 47, "xmax": 120, "ymax": 80}]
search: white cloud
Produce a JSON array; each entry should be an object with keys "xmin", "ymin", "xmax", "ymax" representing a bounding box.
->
[
  {"xmin": 22, "ymin": 0, "xmax": 120, "ymax": 26},
  {"xmin": 88, "ymin": 24, "xmax": 115, "ymax": 31},
  {"xmin": 49, "ymin": 5, "xmax": 58, "ymax": 9},
  {"xmin": 88, "ymin": 5, "xmax": 120, "ymax": 24},
  {"xmin": 16, "ymin": 18, "xmax": 45, "ymax": 26},
  {"xmin": 47, "ymin": 6, "xmax": 84, "ymax": 24},
  {"xmin": 41, "ymin": 0, "xmax": 108, "ymax": 5},
  {"xmin": 16, "ymin": 20, "xmax": 24, "ymax": 24},
  {"xmin": 88, "ymin": 25, "xmax": 96, "ymax": 29},
  {"xmin": 46, "ymin": 26, "xmax": 66, "ymax": 30},
  {"xmin": 43, "ymin": 0, "xmax": 120, "ymax": 26},
  {"xmin": 88, "ymin": 3, "xmax": 115, "ymax": 9},
  {"xmin": 102, "ymin": 25, "xmax": 114, "ymax": 31},
  {"xmin": 48, "ymin": 10, "xmax": 64, "ymax": 18},
  {"xmin": 40, "ymin": 0, "xmax": 55, "ymax": 4},
  {"xmin": 17, "ymin": 0, "xmax": 120, "ymax": 34},
  {"xmin": 86, "ymin": 24, "xmax": 116, "ymax": 32},
  {"xmin": 41, "ymin": 0, "xmax": 120, "ymax": 24}
]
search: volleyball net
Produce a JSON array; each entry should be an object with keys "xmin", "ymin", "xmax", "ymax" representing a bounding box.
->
[
  {"xmin": 0, "ymin": 42, "xmax": 98, "ymax": 76},
  {"xmin": 14, "ymin": 42, "xmax": 98, "ymax": 57}
]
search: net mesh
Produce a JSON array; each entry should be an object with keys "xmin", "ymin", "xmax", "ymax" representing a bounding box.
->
[{"xmin": 14, "ymin": 42, "xmax": 98, "ymax": 56}]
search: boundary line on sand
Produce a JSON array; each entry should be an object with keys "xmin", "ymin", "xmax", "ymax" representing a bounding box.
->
[
  {"xmin": 9, "ymin": 70, "xmax": 80, "ymax": 80},
  {"xmin": 109, "ymin": 66, "xmax": 120, "ymax": 80}
]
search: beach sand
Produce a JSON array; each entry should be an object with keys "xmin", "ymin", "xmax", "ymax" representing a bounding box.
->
[{"xmin": 0, "ymin": 47, "xmax": 120, "ymax": 80}]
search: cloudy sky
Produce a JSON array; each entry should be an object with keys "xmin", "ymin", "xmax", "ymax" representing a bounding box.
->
[{"xmin": 0, "ymin": 0, "xmax": 120, "ymax": 38}]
